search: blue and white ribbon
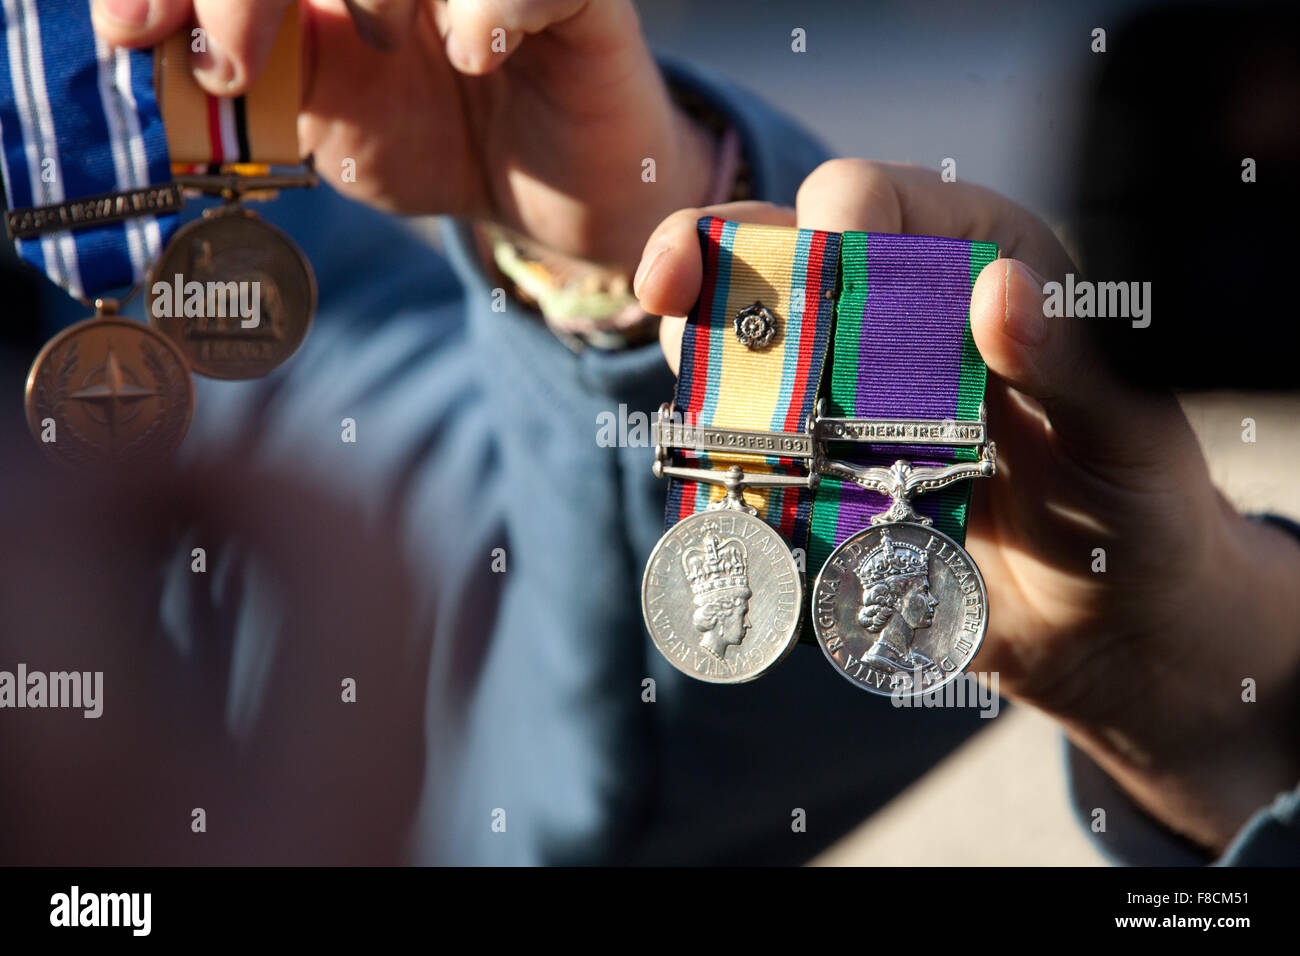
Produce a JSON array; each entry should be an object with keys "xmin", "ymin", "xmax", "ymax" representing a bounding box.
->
[{"xmin": 0, "ymin": 0, "xmax": 176, "ymax": 299}]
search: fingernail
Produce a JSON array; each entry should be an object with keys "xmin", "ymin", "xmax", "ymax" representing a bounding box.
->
[
  {"xmin": 633, "ymin": 242, "xmax": 670, "ymax": 298},
  {"xmin": 445, "ymin": 31, "xmax": 477, "ymax": 72},
  {"xmin": 1002, "ymin": 259, "xmax": 1048, "ymax": 346},
  {"xmin": 192, "ymin": 36, "xmax": 238, "ymax": 93},
  {"xmin": 99, "ymin": 0, "xmax": 151, "ymax": 29}
]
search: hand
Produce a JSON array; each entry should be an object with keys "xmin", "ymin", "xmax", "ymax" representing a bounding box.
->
[
  {"xmin": 634, "ymin": 159, "xmax": 1300, "ymax": 853},
  {"xmin": 92, "ymin": 0, "xmax": 715, "ymax": 273}
]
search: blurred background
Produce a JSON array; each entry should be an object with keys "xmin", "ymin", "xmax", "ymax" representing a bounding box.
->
[{"xmin": 643, "ymin": 0, "xmax": 1095, "ymax": 224}]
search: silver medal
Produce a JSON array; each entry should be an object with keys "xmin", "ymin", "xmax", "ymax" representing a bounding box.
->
[
  {"xmin": 642, "ymin": 507, "xmax": 802, "ymax": 684},
  {"xmin": 642, "ymin": 407, "xmax": 816, "ymax": 684},
  {"xmin": 810, "ymin": 402, "xmax": 997, "ymax": 697},
  {"xmin": 812, "ymin": 521, "xmax": 986, "ymax": 697}
]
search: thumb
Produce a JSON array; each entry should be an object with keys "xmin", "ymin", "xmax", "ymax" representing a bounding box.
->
[
  {"xmin": 634, "ymin": 202, "xmax": 797, "ymax": 376},
  {"xmin": 971, "ymin": 258, "xmax": 1186, "ymax": 468}
]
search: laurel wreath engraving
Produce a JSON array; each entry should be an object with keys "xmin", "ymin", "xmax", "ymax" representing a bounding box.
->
[
  {"xmin": 36, "ymin": 335, "xmax": 189, "ymax": 465},
  {"xmin": 35, "ymin": 341, "xmax": 101, "ymax": 468}
]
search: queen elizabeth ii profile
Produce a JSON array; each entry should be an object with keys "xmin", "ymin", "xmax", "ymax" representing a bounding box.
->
[
  {"xmin": 855, "ymin": 529, "xmax": 939, "ymax": 674},
  {"xmin": 683, "ymin": 525, "xmax": 752, "ymax": 659}
]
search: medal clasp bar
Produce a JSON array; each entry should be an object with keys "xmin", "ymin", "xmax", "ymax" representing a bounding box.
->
[
  {"xmin": 172, "ymin": 156, "xmax": 318, "ymax": 202},
  {"xmin": 4, "ymin": 183, "xmax": 185, "ymax": 241},
  {"xmin": 811, "ymin": 399, "xmax": 997, "ymax": 526},
  {"xmin": 651, "ymin": 402, "xmax": 818, "ymax": 514}
]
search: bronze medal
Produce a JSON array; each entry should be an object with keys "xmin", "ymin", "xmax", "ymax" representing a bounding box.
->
[
  {"xmin": 25, "ymin": 316, "xmax": 195, "ymax": 468},
  {"xmin": 146, "ymin": 204, "xmax": 316, "ymax": 380}
]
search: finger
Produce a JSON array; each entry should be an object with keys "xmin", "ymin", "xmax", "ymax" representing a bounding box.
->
[
  {"xmin": 443, "ymin": 0, "xmax": 597, "ymax": 74},
  {"xmin": 970, "ymin": 257, "xmax": 1187, "ymax": 467},
  {"xmin": 635, "ymin": 201, "xmax": 795, "ymax": 316},
  {"xmin": 632, "ymin": 202, "xmax": 796, "ymax": 375},
  {"xmin": 794, "ymin": 158, "xmax": 1076, "ymax": 277},
  {"xmin": 343, "ymin": 0, "xmax": 418, "ymax": 50},
  {"xmin": 188, "ymin": 0, "xmax": 299, "ymax": 95},
  {"xmin": 91, "ymin": 0, "xmax": 193, "ymax": 48},
  {"xmin": 799, "ymin": 160, "xmax": 1191, "ymax": 468}
]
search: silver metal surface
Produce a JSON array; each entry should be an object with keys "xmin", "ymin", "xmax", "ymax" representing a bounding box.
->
[
  {"xmin": 812, "ymin": 399, "xmax": 988, "ymax": 446},
  {"xmin": 811, "ymin": 521, "xmax": 986, "ymax": 697},
  {"xmin": 817, "ymin": 416, "xmax": 986, "ymax": 446},
  {"xmin": 653, "ymin": 460, "xmax": 817, "ymax": 492},
  {"xmin": 652, "ymin": 419, "xmax": 815, "ymax": 459},
  {"xmin": 811, "ymin": 398, "xmax": 996, "ymax": 524},
  {"xmin": 652, "ymin": 402, "xmax": 818, "ymax": 495},
  {"xmin": 819, "ymin": 444, "xmax": 996, "ymax": 525},
  {"xmin": 643, "ymin": 508, "xmax": 802, "ymax": 683},
  {"xmin": 733, "ymin": 301, "xmax": 779, "ymax": 350}
]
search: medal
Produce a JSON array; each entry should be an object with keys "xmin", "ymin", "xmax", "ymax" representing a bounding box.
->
[
  {"xmin": 643, "ymin": 496, "xmax": 803, "ymax": 685},
  {"xmin": 810, "ymin": 430, "xmax": 996, "ymax": 697},
  {"xmin": 146, "ymin": 6, "xmax": 316, "ymax": 380},
  {"xmin": 644, "ymin": 221, "xmax": 1004, "ymax": 695},
  {"xmin": 808, "ymin": 232, "xmax": 999, "ymax": 697},
  {"xmin": 147, "ymin": 198, "xmax": 315, "ymax": 379},
  {"xmin": 25, "ymin": 304, "xmax": 194, "ymax": 467},
  {"xmin": 1, "ymin": 0, "xmax": 191, "ymax": 465},
  {"xmin": 642, "ymin": 218, "xmax": 841, "ymax": 682}
]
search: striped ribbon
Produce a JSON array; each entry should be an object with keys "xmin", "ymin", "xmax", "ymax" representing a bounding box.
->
[
  {"xmin": 198, "ymin": 92, "xmax": 251, "ymax": 170},
  {"xmin": 0, "ymin": 0, "xmax": 176, "ymax": 298},
  {"xmin": 666, "ymin": 216, "xmax": 840, "ymax": 553},
  {"xmin": 807, "ymin": 232, "xmax": 998, "ymax": 575},
  {"xmin": 155, "ymin": 6, "xmax": 301, "ymax": 175}
]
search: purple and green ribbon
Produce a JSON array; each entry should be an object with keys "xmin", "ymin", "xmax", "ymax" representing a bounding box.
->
[{"xmin": 807, "ymin": 232, "xmax": 998, "ymax": 578}]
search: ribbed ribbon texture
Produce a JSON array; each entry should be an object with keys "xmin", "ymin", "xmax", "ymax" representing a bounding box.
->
[
  {"xmin": 666, "ymin": 216, "xmax": 840, "ymax": 554},
  {"xmin": 0, "ymin": 0, "xmax": 176, "ymax": 298},
  {"xmin": 807, "ymin": 232, "xmax": 997, "ymax": 576}
]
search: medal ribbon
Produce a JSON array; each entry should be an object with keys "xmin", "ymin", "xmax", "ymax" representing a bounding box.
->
[
  {"xmin": 0, "ymin": 0, "xmax": 177, "ymax": 298},
  {"xmin": 807, "ymin": 232, "xmax": 998, "ymax": 574},
  {"xmin": 667, "ymin": 216, "xmax": 841, "ymax": 553},
  {"xmin": 156, "ymin": 4, "xmax": 300, "ymax": 173}
]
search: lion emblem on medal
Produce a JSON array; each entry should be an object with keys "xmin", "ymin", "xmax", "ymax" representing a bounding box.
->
[{"xmin": 185, "ymin": 238, "xmax": 287, "ymax": 340}]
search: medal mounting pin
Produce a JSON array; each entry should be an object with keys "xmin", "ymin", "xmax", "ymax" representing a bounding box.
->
[{"xmin": 70, "ymin": 284, "xmax": 143, "ymax": 321}]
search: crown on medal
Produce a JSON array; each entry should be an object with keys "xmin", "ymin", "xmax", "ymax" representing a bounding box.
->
[
  {"xmin": 855, "ymin": 528, "xmax": 927, "ymax": 588},
  {"xmin": 682, "ymin": 522, "xmax": 749, "ymax": 598}
]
